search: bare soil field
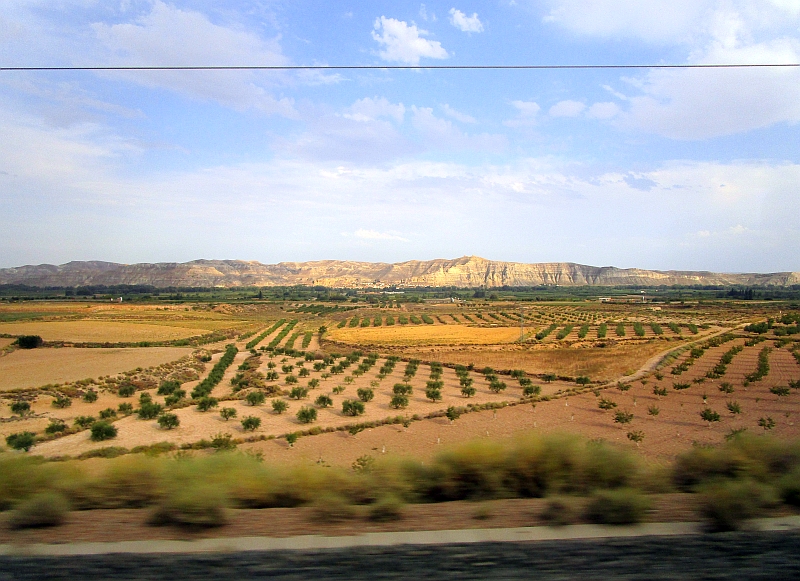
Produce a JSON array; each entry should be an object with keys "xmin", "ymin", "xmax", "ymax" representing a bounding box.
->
[
  {"xmin": 328, "ymin": 325, "xmax": 523, "ymax": 346},
  {"xmin": 0, "ymin": 338, "xmax": 14, "ymax": 350},
  {"xmin": 0, "ymin": 347, "xmax": 193, "ymax": 391},
  {"xmin": 0, "ymin": 321, "xmax": 202, "ymax": 342},
  {"xmin": 390, "ymin": 341, "xmax": 670, "ymax": 381}
]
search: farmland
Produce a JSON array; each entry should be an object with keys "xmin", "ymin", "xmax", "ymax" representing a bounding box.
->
[
  {"xmin": 0, "ymin": 296, "xmax": 794, "ymax": 459},
  {"xmin": 0, "ymin": 347, "xmax": 194, "ymax": 391},
  {"xmin": 0, "ymin": 294, "xmax": 799, "ymax": 540},
  {"xmin": 0, "ymin": 321, "xmax": 202, "ymax": 343}
]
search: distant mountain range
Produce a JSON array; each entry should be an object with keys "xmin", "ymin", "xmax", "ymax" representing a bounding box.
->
[{"xmin": 1, "ymin": 256, "xmax": 798, "ymax": 288}]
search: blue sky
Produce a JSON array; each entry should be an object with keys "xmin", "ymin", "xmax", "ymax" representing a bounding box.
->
[{"xmin": 1, "ymin": 1, "xmax": 799, "ymax": 272}]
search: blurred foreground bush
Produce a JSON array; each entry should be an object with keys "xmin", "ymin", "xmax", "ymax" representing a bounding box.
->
[{"xmin": 1, "ymin": 432, "xmax": 799, "ymax": 530}]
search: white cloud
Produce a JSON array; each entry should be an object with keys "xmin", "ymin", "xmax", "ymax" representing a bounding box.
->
[
  {"xmin": 537, "ymin": 1, "xmax": 800, "ymax": 138},
  {"xmin": 549, "ymin": 100, "xmax": 586, "ymax": 117},
  {"xmin": 372, "ymin": 16, "xmax": 448, "ymax": 65},
  {"xmin": 504, "ymin": 100, "xmax": 541, "ymax": 127},
  {"xmin": 343, "ymin": 97, "xmax": 406, "ymax": 123},
  {"xmin": 542, "ymin": 0, "xmax": 706, "ymax": 43},
  {"xmin": 2, "ymin": 104, "xmax": 799, "ymax": 271},
  {"xmin": 441, "ymin": 103, "xmax": 476, "ymax": 123},
  {"xmin": 419, "ymin": 4, "xmax": 436, "ymax": 22},
  {"xmin": 587, "ymin": 102, "xmax": 620, "ymax": 119},
  {"xmin": 353, "ymin": 229, "xmax": 409, "ymax": 242},
  {"xmin": 449, "ymin": 8, "xmax": 484, "ymax": 33},
  {"xmin": 91, "ymin": 1, "xmax": 296, "ymax": 116},
  {"xmin": 621, "ymin": 38, "xmax": 800, "ymax": 139}
]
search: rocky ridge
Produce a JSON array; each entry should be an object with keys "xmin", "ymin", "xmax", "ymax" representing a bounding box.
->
[{"xmin": 0, "ymin": 256, "xmax": 797, "ymax": 288}]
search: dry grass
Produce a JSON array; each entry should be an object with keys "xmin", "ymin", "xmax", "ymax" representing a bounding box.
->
[
  {"xmin": 0, "ymin": 338, "xmax": 14, "ymax": 349},
  {"xmin": 328, "ymin": 325, "xmax": 522, "ymax": 346},
  {"xmin": 0, "ymin": 347, "xmax": 193, "ymax": 391},
  {"xmin": 398, "ymin": 341, "xmax": 670, "ymax": 380},
  {"xmin": 0, "ymin": 321, "xmax": 201, "ymax": 342}
]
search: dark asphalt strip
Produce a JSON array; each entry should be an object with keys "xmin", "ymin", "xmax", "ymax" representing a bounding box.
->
[{"xmin": 1, "ymin": 531, "xmax": 800, "ymax": 581}]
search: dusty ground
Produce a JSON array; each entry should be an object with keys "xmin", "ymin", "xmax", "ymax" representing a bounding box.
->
[
  {"xmin": 0, "ymin": 321, "xmax": 202, "ymax": 342},
  {"xmin": 0, "ymin": 494, "xmax": 713, "ymax": 545},
  {"xmin": 0, "ymin": 338, "xmax": 14, "ymax": 350},
  {"xmin": 0, "ymin": 347, "xmax": 193, "ymax": 391},
  {"xmin": 239, "ymin": 342, "xmax": 800, "ymax": 465},
  {"xmin": 389, "ymin": 340, "xmax": 673, "ymax": 381}
]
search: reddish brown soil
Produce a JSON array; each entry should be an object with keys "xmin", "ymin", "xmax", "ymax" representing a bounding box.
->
[{"xmin": 0, "ymin": 494, "xmax": 721, "ymax": 546}]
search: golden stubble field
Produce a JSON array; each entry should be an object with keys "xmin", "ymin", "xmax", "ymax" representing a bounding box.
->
[
  {"xmin": 328, "ymin": 324, "xmax": 522, "ymax": 346},
  {"xmin": 0, "ymin": 321, "xmax": 202, "ymax": 342},
  {"xmin": 0, "ymin": 347, "xmax": 194, "ymax": 391}
]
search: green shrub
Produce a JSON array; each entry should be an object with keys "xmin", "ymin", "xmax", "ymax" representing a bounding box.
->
[
  {"xmin": 297, "ymin": 407, "xmax": 317, "ymax": 424},
  {"xmin": 393, "ymin": 383, "xmax": 412, "ymax": 396},
  {"xmin": 164, "ymin": 390, "xmax": 186, "ymax": 406},
  {"xmin": 425, "ymin": 387, "xmax": 442, "ymax": 401},
  {"xmin": 195, "ymin": 396, "xmax": 218, "ymax": 412},
  {"xmin": 90, "ymin": 421, "xmax": 118, "ymax": 441},
  {"xmin": 245, "ymin": 391, "xmax": 266, "ymax": 406},
  {"xmin": 541, "ymin": 496, "xmax": 578, "ymax": 526},
  {"xmin": 357, "ymin": 388, "xmax": 374, "ymax": 402},
  {"xmin": 778, "ymin": 467, "xmax": 800, "ymax": 506},
  {"xmin": 241, "ymin": 416, "xmax": 261, "ymax": 431},
  {"xmin": 149, "ymin": 484, "xmax": 228, "ymax": 528},
  {"xmin": 699, "ymin": 479, "xmax": 777, "ymax": 531},
  {"xmin": 74, "ymin": 416, "xmax": 96, "ymax": 429},
  {"xmin": 118, "ymin": 384, "xmax": 135, "ymax": 397},
  {"xmin": 10, "ymin": 401, "xmax": 30, "ymax": 416},
  {"xmin": 158, "ymin": 413, "xmax": 180, "ymax": 430},
  {"xmin": 82, "ymin": 390, "xmax": 98, "ymax": 403},
  {"xmin": 461, "ymin": 386, "xmax": 476, "ymax": 398},
  {"xmin": 311, "ymin": 493, "xmax": 357, "ymax": 522},
  {"xmin": 598, "ymin": 398, "xmax": 617, "ymax": 410},
  {"xmin": 342, "ymin": 399, "xmax": 365, "ymax": 416},
  {"xmin": 488, "ymin": 380, "xmax": 506, "ymax": 394},
  {"xmin": 719, "ymin": 382, "xmax": 735, "ymax": 394},
  {"xmin": 390, "ymin": 394, "xmax": 409, "ymax": 409},
  {"xmin": 138, "ymin": 402, "xmax": 163, "ymax": 419},
  {"xmin": 99, "ymin": 407, "xmax": 117, "ymax": 419},
  {"xmin": 45, "ymin": 419, "xmax": 67, "ymax": 434},
  {"xmin": 220, "ymin": 407, "xmax": 237, "ymax": 421},
  {"xmin": 613, "ymin": 410, "xmax": 633, "ymax": 424},
  {"xmin": 5, "ymin": 432, "xmax": 36, "ymax": 452},
  {"xmin": 17, "ymin": 335, "xmax": 43, "ymax": 349},
  {"xmin": 272, "ymin": 399, "xmax": 288, "ymax": 414},
  {"xmin": 315, "ymin": 394, "xmax": 333, "ymax": 407},
  {"xmin": 52, "ymin": 395, "xmax": 72, "ymax": 409},
  {"xmin": 585, "ymin": 488, "xmax": 649, "ymax": 525},
  {"xmin": 8, "ymin": 491, "xmax": 69, "ymax": 529},
  {"xmin": 368, "ymin": 494, "xmax": 404, "ymax": 521},
  {"xmin": 289, "ymin": 386, "xmax": 308, "ymax": 399},
  {"xmin": 157, "ymin": 380, "xmax": 181, "ymax": 396}
]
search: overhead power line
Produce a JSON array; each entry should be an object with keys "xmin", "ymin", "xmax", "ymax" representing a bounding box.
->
[{"xmin": 1, "ymin": 63, "xmax": 799, "ymax": 72}]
